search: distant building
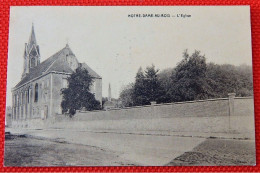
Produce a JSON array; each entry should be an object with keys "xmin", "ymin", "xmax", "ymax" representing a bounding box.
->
[
  {"xmin": 11, "ymin": 24, "xmax": 102, "ymax": 124},
  {"xmin": 5, "ymin": 106, "xmax": 12, "ymax": 127},
  {"xmin": 108, "ymin": 83, "xmax": 112, "ymax": 102},
  {"xmin": 103, "ymin": 83, "xmax": 117, "ymax": 110}
]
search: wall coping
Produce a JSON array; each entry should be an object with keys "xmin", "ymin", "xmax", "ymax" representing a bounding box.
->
[
  {"xmin": 234, "ymin": 96, "xmax": 254, "ymax": 99},
  {"xmin": 78, "ymin": 96, "xmax": 253, "ymax": 114}
]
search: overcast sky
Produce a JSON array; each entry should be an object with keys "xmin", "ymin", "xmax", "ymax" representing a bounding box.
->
[{"xmin": 6, "ymin": 6, "xmax": 252, "ymax": 106}]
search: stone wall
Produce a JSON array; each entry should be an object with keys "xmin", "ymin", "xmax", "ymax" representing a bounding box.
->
[
  {"xmin": 12, "ymin": 96, "xmax": 255, "ymax": 139},
  {"xmin": 51, "ymin": 96, "xmax": 255, "ymax": 139}
]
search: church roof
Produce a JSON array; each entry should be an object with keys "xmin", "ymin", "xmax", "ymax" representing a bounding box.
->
[
  {"xmin": 14, "ymin": 45, "xmax": 101, "ymax": 89},
  {"xmin": 79, "ymin": 63, "xmax": 101, "ymax": 79}
]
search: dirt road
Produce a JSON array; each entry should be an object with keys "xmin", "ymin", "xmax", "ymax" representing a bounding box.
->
[
  {"xmin": 5, "ymin": 128, "xmax": 205, "ymax": 166},
  {"xmin": 4, "ymin": 129, "xmax": 256, "ymax": 166},
  {"xmin": 4, "ymin": 134, "xmax": 138, "ymax": 166}
]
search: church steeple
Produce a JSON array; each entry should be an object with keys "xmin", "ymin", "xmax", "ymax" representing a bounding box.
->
[
  {"xmin": 22, "ymin": 23, "xmax": 41, "ymax": 79},
  {"xmin": 108, "ymin": 83, "xmax": 111, "ymax": 102},
  {"xmin": 28, "ymin": 23, "xmax": 37, "ymax": 49}
]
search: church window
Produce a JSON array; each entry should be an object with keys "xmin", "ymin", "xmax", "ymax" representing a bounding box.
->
[
  {"xmin": 24, "ymin": 92, "xmax": 26, "ymax": 104},
  {"xmin": 20, "ymin": 93, "xmax": 23, "ymax": 105},
  {"xmin": 30, "ymin": 89, "xmax": 33, "ymax": 103},
  {"xmin": 31, "ymin": 57, "xmax": 36, "ymax": 68},
  {"xmin": 21, "ymin": 93, "xmax": 23, "ymax": 105},
  {"xmin": 14, "ymin": 95, "xmax": 16, "ymax": 106},
  {"xmin": 27, "ymin": 89, "xmax": 30, "ymax": 103},
  {"xmin": 66, "ymin": 55, "xmax": 68, "ymax": 62},
  {"xmin": 16, "ymin": 95, "xmax": 19, "ymax": 106},
  {"xmin": 35, "ymin": 83, "xmax": 38, "ymax": 102}
]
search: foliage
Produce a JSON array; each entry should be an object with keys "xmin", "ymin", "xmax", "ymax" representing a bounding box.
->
[
  {"xmin": 206, "ymin": 63, "xmax": 253, "ymax": 97},
  {"xmin": 132, "ymin": 67, "xmax": 149, "ymax": 106},
  {"xmin": 132, "ymin": 65, "xmax": 167, "ymax": 106},
  {"xmin": 61, "ymin": 67, "xmax": 101, "ymax": 117},
  {"xmin": 170, "ymin": 50, "xmax": 214, "ymax": 101},
  {"xmin": 157, "ymin": 68, "xmax": 175, "ymax": 103},
  {"xmin": 119, "ymin": 49, "xmax": 253, "ymax": 107},
  {"xmin": 119, "ymin": 83, "xmax": 134, "ymax": 107},
  {"xmin": 143, "ymin": 65, "xmax": 168, "ymax": 103}
]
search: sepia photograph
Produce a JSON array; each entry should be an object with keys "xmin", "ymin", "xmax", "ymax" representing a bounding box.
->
[{"xmin": 4, "ymin": 6, "xmax": 255, "ymax": 166}]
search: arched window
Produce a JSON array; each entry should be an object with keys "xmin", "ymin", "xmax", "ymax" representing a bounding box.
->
[
  {"xmin": 31, "ymin": 57, "xmax": 36, "ymax": 68},
  {"xmin": 14, "ymin": 95, "xmax": 16, "ymax": 106},
  {"xmin": 27, "ymin": 89, "xmax": 30, "ymax": 103},
  {"xmin": 16, "ymin": 94, "xmax": 18, "ymax": 106},
  {"xmin": 34, "ymin": 83, "xmax": 38, "ymax": 102},
  {"xmin": 23, "ymin": 92, "xmax": 26, "ymax": 104},
  {"xmin": 21, "ymin": 93, "xmax": 23, "ymax": 105}
]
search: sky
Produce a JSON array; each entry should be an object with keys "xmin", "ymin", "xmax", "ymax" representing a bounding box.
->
[{"xmin": 6, "ymin": 6, "xmax": 252, "ymax": 107}]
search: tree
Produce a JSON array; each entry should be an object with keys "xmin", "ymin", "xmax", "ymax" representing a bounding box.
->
[
  {"xmin": 119, "ymin": 83, "xmax": 134, "ymax": 107},
  {"xmin": 157, "ymin": 68, "xmax": 175, "ymax": 103},
  {"xmin": 144, "ymin": 65, "xmax": 167, "ymax": 103},
  {"xmin": 206, "ymin": 63, "xmax": 253, "ymax": 97},
  {"xmin": 119, "ymin": 49, "xmax": 253, "ymax": 106},
  {"xmin": 170, "ymin": 50, "xmax": 214, "ymax": 101},
  {"xmin": 131, "ymin": 65, "xmax": 167, "ymax": 106},
  {"xmin": 61, "ymin": 67, "xmax": 101, "ymax": 117},
  {"xmin": 132, "ymin": 67, "xmax": 149, "ymax": 106}
]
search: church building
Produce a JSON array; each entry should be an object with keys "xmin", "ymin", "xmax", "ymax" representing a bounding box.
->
[{"xmin": 11, "ymin": 24, "xmax": 102, "ymax": 125}]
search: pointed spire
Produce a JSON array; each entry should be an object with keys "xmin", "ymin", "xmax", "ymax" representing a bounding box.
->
[
  {"xmin": 108, "ymin": 83, "xmax": 111, "ymax": 102},
  {"xmin": 28, "ymin": 23, "xmax": 37, "ymax": 47},
  {"xmin": 22, "ymin": 23, "xmax": 41, "ymax": 79}
]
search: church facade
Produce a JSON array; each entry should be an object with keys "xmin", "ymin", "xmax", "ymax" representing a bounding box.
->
[{"xmin": 11, "ymin": 25, "xmax": 102, "ymax": 126}]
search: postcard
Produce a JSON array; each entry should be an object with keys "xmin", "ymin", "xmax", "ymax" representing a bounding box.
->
[{"xmin": 4, "ymin": 6, "xmax": 255, "ymax": 166}]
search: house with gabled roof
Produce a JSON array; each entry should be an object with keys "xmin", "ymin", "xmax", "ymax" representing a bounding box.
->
[{"xmin": 11, "ymin": 24, "xmax": 102, "ymax": 126}]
